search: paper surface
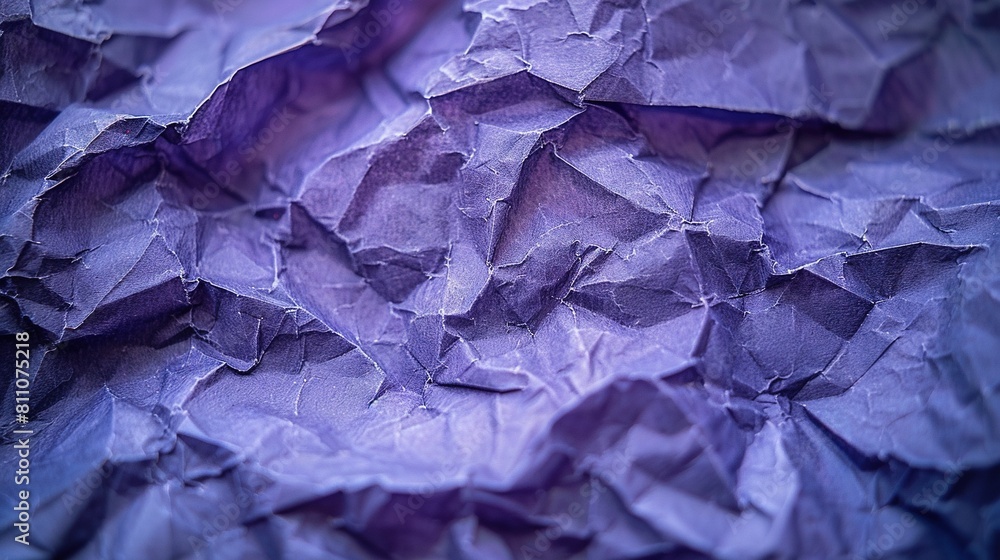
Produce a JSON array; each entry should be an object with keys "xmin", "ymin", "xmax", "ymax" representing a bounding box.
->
[{"xmin": 1, "ymin": 0, "xmax": 999, "ymax": 558}]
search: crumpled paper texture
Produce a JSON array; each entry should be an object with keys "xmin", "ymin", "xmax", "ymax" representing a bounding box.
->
[{"xmin": 1, "ymin": 0, "xmax": 999, "ymax": 558}]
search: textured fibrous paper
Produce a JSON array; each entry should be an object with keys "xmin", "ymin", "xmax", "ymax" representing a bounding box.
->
[{"xmin": 1, "ymin": 0, "xmax": 999, "ymax": 558}]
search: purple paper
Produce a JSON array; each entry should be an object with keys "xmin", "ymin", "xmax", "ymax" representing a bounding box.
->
[{"xmin": 2, "ymin": 0, "xmax": 999, "ymax": 559}]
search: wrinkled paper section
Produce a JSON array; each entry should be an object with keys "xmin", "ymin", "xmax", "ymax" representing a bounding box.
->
[{"xmin": 2, "ymin": 0, "xmax": 1000, "ymax": 558}]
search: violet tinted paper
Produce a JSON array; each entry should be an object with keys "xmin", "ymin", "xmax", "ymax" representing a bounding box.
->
[{"xmin": 1, "ymin": 0, "xmax": 999, "ymax": 559}]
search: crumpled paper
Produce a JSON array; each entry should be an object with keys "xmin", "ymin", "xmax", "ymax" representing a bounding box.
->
[{"xmin": 2, "ymin": 0, "xmax": 999, "ymax": 558}]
